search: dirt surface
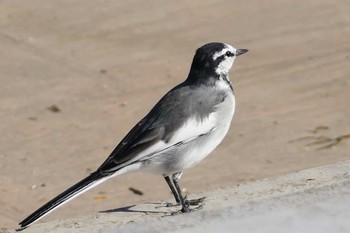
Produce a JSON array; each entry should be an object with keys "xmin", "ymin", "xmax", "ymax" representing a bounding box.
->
[
  {"xmin": 6, "ymin": 161, "xmax": 350, "ymax": 233},
  {"xmin": 1, "ymin": 0, "xmax": 349, "ymax": 230}
]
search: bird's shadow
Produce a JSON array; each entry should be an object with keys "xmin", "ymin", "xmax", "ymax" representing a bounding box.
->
[
  {"xmin": 15, "ymin": 203, "xmax": 173, "ymax": 232},
  {"xmin": 100, "ymin": 202, "xmax": 176, "ymax": 215}
]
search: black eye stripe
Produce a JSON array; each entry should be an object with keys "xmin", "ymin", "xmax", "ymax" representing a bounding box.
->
[
  {"xmin": 213, "ymin": 51, "xmax": 233, "ymax": 63},
  {"xmin": 225, "ymin": 51, "xmax": 234, "ymax": 57},
  {"xmin": 216, "ymin": 55, "xmax": 226, "ymax": 63}
]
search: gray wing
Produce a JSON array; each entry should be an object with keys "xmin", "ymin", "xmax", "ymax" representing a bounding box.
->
[
  {"xmin": 97, "ymin": 113, "xmax": 166, "ymax": 173},
  {"xmin": 97, "ymin": 82, "xmax": 225, "ymax": 174}
]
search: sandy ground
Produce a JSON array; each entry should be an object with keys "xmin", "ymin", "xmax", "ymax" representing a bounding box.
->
[
  {"xmin": 7, "ymin": 161, "xmax": 350, "ymax": 233},
  {"xmin": 0, "ymin": 0, "xmax": 349, "ymax": 230}
]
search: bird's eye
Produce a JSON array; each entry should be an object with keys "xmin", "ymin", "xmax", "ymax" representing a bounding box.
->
[{"xmin": 225, "ymin": 51, "xmax": 233, "ymax": 57}]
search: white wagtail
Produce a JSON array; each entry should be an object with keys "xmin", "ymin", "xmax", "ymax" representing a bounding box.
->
[{"xmin": 19, "ymin": 42, "xmax": 248, "ymax": 228}]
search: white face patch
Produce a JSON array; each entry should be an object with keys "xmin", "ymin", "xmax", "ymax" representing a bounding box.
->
[{"xmin": 212, "ymin": 44, "xmax": 237, "ymax": 76}]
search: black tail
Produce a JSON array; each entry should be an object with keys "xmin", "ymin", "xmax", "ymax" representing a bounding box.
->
[{"xmin": 18, "ymin": 171, "xmax": 109, "ymax": 229}]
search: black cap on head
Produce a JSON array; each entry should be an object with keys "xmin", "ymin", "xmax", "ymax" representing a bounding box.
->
[{"xmin": 191, "ymin": 42, "xmax": 226, "ymax": 71}]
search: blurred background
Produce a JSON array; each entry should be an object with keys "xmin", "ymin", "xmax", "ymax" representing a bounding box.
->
[{"xmin": 0, "ymin": 0, "xmax": 349, "ymax": 230}]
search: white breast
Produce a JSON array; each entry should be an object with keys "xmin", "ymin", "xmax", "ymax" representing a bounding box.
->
[
  {"xmin": 178, "ymin": 90, "xmax": 235, "ymax": 170},
  {"xmin": 160, "ymin": 79, "xmax": 236, "ymax": 173},
  {"xmin": 136, "ymin": 79, "xmax": 236, "ymax": 175}
]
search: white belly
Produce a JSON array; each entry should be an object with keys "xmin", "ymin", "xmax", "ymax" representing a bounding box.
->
[
  {"xmin": 139, "ymin": 91, "xmax": 236, "ymax": 176},
  {"xmin": 177, "ymin": 92, "xmax": 235, "ymax": 170}
]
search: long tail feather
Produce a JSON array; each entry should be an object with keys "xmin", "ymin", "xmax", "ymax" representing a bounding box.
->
[{"xmin": 18, "ymin": 171, "xmax": 110, "ymax": 229}]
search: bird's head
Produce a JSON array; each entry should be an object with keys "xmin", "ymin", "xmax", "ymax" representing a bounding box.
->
[{"xmin": 189, "ymin": 42, "xmax": 248, "ymax": 78}]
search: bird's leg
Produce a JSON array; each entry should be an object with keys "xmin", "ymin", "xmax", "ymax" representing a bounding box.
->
[
  {"xmin": 163, "ymin": 173, "xmax": 205, "ymax": 208},
  {"xmin": 172, "ymin": 173, "xmax": 204, "ymax": 213},
  {"xmin": 164, "ymin": 176, "xmax": 180, "ymax": 206}
]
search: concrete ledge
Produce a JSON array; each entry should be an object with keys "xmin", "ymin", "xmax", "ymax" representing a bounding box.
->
[{"xmin": 10, "ymin": 160, "xmax": 350, "ymax": 233}]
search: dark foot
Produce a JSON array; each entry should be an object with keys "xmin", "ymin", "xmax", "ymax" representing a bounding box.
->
[
  {"xmin": 170, "ymin": 204, "xmax": 203, "ymax": 215},
  {"xmin": 165, "ymin": 197, "xmax": 205, "ymax": 207},
  {"xmin": 181, "ymin": 203, "xmax": 204, "ymax": 213},
  {"xmin": 184, "ymin": 197, "xmax": 206, "ymax": 206}
]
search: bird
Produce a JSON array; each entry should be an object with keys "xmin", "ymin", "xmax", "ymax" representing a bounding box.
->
[{"xmin": 18, "ymin": 42, "xmax": 248, "ymax": 229}]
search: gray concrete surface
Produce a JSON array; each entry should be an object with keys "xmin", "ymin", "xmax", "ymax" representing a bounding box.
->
[{"xmin": 8, "ymin": 160, "xmax": 350, "ymax": 233}]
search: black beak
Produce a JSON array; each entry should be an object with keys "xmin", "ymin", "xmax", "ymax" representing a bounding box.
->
[{"xmin": 236, "ymin": 49, "xmax": 249, "ymax": 56}]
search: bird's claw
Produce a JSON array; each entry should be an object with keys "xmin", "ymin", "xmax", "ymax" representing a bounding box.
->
[
  {"xmin": 166, "ymin": 197, "xmax": 206, "ymax": 207},
  {"xmin": 184, "ymin": 197, "xmax": 206, "ymax": 206},
  {"xmin": 170, "ymin": 203, "xmax": 204, "ymax": 215}
]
